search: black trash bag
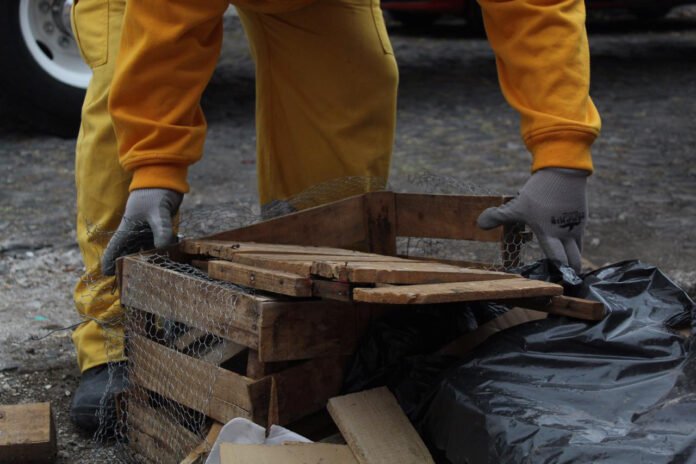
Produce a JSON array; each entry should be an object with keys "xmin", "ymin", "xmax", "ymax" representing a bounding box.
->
[
  {"xmin": 342, "ymin": 302, "xmax": 510, "ymax": 395},
  {"xmin": 416, "ymin": 260, "xmax": 696, "ymax": 464}
]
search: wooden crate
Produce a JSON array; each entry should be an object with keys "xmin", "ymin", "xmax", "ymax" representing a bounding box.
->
[{"xmin": 118, "ymin": 193, "xmax": 602, "ymax": 463}]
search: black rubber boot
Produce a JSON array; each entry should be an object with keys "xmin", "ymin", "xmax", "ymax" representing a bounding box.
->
[{"xmin": 70, "ymin": 362, "xmax": 127, "ymax": 433}]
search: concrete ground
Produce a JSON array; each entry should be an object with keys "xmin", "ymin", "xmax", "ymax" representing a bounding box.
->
[{"xmin": 1, "ymin": 8, "xmax": 695, "ymax": 462}]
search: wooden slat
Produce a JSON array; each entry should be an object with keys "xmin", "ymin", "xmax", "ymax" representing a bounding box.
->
[
  {"xmin": 198, "ymin": 339, "xmax": 248, "ymax": 364},
  {"xmin": 311, "ymin": 260, "xmax": 518, "ymax": 284},
  {"xmin": 271, "ymin": 356, "xmax": 347, "ymax": 425},
  {"xmin": 182, "ymin": 240, "xmax": 383, "ymax": 260},
  {"xmin": 257, "ymin": 301, "xmax": 367, "ymax": 362},
  {"xmin": 327, "ymin": 387, "xmax": 434, "ymax": 464},
  {"xmin": 0, "ymin": 403, "xmax": 56, "ymax": 464},
  {"xmin": 395, "ymin": 193, "xmax": 507, "ymax": 242},
  {"xmin": 229, "ymin": 253, "xmax": 407, "ymax": 277},
  {"xmin": 208, "ymin": 261, "xmax": 313, "ymax": 297},
  {"xmin": 364, "ymin": 191, "xmax": 397, "ymax": 256},
  {"xmin": 121, "ymin": 256, "xmax": 263, "ymax": 348},
  {"xmin": 352, "ymin": 279, "xmax": 563, "ymax": 304},
  {"xmin": 128, "ymin": 400, "xmax": 200, "ymax": 462},
  {"xmin": 129, "ymin": 334, "xmax": 271, "ymax": 424},
  {"xmin": 507, "ymin": 295, "xmax": 606, "ymax": 321},
  {"xmin": 204, "ymin": 194, "xmax": 368, "ymax": 248},
  {"xmin": 220, "ymin": 443, "xmax": 358, "ymax": 464}
]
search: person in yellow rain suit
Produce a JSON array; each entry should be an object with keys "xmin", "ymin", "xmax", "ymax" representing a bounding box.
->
[{"xmin": 70, "ymin": 0, "xmax": 600, "ymax": 431}]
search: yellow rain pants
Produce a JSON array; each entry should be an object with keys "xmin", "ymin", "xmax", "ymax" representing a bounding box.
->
[
  {"xmin": 72, "ymin": 0, "xmax": 130, "ymax": 372},
  {"xmin": 71, "ymin": 0, "xmax": 398, "ymax": 372}
]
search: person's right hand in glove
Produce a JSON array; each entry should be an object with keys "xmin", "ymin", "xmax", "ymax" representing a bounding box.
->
[
  {"xmin": 101, "ymin": 188, "xmax": 183, "ymax": 276},
  {"xmin": 477, "ymin": 168, "xmax": 588, "ymax": 273}
]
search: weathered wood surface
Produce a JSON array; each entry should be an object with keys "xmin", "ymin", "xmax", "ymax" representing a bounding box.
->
[
  {"xmin": 328, "ymin": 387, "xmax": 434, "ymax": 464},
  {"xmin": 128, "ymin": 400, "xmax": 200, "ymax": 464},
  {"xmin": 353, "ymin": 279, "xmax": 564, "ymax": 304},
  {"xmin": 311, "ymin": 260, "xmax": 517, "ymax": 284},
  {"xmin": 270, "ymin": 356, "xmax": 347, "ymax": 425},
  {"xmin": 180, "ymin": 422, "xmax": 223, "ymax": 464},
  {"xmin": 364, "ymin": 191, "xmax": 397, "ymax": 256},
  {"xmin": 0, "ymin": 402, "xmax": 56, "ymax": 464},
  {"xmin": 182, "ymin": 240, "xmax": 381, "ymax": 260},
  {"xmin": 394, "ymin": 193, "xmax": 507, "ymax": 242},
  {"xmin": 129, "ymin": 334, "xmax": 271, "ymax": 424},
  {"xmin": 204, "ymin": 194, "xmax": 368, "ymax": 248},
  {"xmin": 208, "ymin": 261, "xmax": 313, "ymax": 297},
  {"xmin": 508, "ymin": 295, "xmax": 606, "ymax": 321},
  {"xmin": 220, "ymin": 443, "xmax": 358, "ymax": 464}
]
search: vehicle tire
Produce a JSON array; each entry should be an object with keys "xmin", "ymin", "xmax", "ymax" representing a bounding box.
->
[
  {"xmin": 389, "ymin": 11, "xmax": 442, "ymax": 28},
  {"xmin": 0, "ymin": 0, "xmax": 89, "ymax": 138},
  {"xmin": 632, "ymin": 7, "xmax": 671, "ymax": 20}
]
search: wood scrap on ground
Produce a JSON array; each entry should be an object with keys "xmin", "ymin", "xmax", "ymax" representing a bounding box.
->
[
  {"xmin": 219, "ymin": 442, "xmax": 358, "ymax": 464},
  {"xmin": 0, "ymin": 402, "xmax": 56, "ymax": 464},
  {"xmin": 328, "ymin": 387, "xmax": 435, "ymax": 464}
]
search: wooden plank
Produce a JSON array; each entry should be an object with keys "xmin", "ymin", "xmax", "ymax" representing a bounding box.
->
[
  {"xmin": 327, "ymin": 387, "xmax": 434, "ymax": 464},
  {"xmin": 505, "ymin": 295, "xmax": 606, "ymax": 321},
  {"xmin": 257, "ymin": 300, "xmax": 366, "ymax": 362},
  {"xmin": 271, "ymin": 356, "xmax": 347, "ymax": 425},
  {"xmin": 208, "ymin": 261, "xmax": 313, "ymax": 297},
  {"xmin": 204, "ymin": 194, "xmax": 368, "ymax": 248},
  {"xmin": 229, "ymin": 253, "xmax": 406, "ymax": 277},
  {"xmin": 121, "ymin": 256, "xmax": 262, "ymax": 349},
  {"xmin": 182, "ymin": 240, "xmax": 382, "ymax": 260},
  {"xmin": 220, "ymin": 443, "xmax": 358, "ymax": 464},
  {"xmin": 129, "ymin": 334, "xmax": 271, "ymax": 425},
  {"xmin": 0, "ymin": 403, "xmax": 56, "ymax": 464},
  {"xmin": 394, "ymin": 193, "xmax": 507, "ymax": 242},
  {"xmin": 352, "ymin": 279, "xmax": 563, "ymax": 304},
  {"xmin": 364, "ymin": 191, "xmax": 397, "ymax": 256},
  {"xmin": 128, "ymin": 400, "xmax": 200, "ymax": 462},
  {"xmin": 311, "ymin": 260, "xmax": 518, "ymax": 284}
]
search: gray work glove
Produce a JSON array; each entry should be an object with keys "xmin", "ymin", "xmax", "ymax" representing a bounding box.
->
[
  {"xmin": 477, "ymin": 168, "xmax": 588, "ymax": 273},
  {"xmin": 101, "ymin": 188, "xmax": 183, "ymax": 276}
]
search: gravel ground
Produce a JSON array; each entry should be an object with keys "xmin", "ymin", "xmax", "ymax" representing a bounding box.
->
[{"xmin": 1, "ymin": 9, "xmax": 695, "ymax": 462}]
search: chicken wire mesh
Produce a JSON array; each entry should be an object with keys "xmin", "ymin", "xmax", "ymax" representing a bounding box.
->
[{"xmin": 69, "ymin": 174, "xmax": 539, "ymax": 463}]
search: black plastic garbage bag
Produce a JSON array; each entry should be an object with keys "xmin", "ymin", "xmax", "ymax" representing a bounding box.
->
[{"xmin": 417, "ymin": 260, "xmax": 696, "ymax": 464}]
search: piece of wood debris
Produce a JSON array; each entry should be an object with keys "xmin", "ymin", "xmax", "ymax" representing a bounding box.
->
[
  {"xmin": 352, "ymin": 278, "xmax": 563, "ymax": 304},
  {"xmin": 0, "ymin": 402, "xmax": 56, "ymax": 464},
  {"xmin": 327, "ymin": 387, "xmax": 434, "ymax": 464},
  {"xmin": 219, "ymin": 442, "xmax": 358, "ymax": 464}
]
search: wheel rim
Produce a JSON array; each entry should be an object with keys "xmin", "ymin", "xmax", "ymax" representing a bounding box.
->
[{"xmin": 18, "ymin": 0, "xmax": 91, "ymax": 89}]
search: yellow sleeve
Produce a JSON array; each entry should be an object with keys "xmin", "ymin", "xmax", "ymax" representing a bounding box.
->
[
  {"xmin": 479, "ymin": 0, "xmax": 601, "ymax": 173},
  {"xmin": 108, "ymin": 0, "xmax": 229, "ymax": 193}
]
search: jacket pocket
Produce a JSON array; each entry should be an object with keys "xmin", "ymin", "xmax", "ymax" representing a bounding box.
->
[
  {"xmin": 371, "ymin": 0, "xmax": 394, "ymax": 55},
  {"xmin": 71, "ymin": 0, "xmax": 109, "ymax": 68}
]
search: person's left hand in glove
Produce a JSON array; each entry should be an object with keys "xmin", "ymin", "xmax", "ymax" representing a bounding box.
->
[
  {"xmin": 101, "ymin": 188, "xmax": 183, "ymax": 276},
  {"xmin": 477, "ymin": 168, "xmax": 588, "ymax": 273}
]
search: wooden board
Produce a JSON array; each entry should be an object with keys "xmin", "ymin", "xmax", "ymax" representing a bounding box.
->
[
  {"xmin": 327, "ymin": 387, "xmax": 434, "ymax": 464},
  {"xmin": 228, "ymin": 253, "xmax": 407, "ymax": 277},
  {"xmin": 269, "ymin": 356, "xmax": 347, "ymax": 425},
  {"xmin": 0, "ymin": 403, "xmax": 56, "ymax": 464},
  {"xmin": 129, "ymin": 334, "xmax": 271, "ymax": 424},
  {"xmin": 182, "ymin": 240, "xmax": 383, "ymax": 260},
  {"xmin": 208, "ymin": 261, "xmax": 313, "ymax": 297},
  {"xmin": 220, "ymin": 443, "xmax": 358, "ymax": 464},
  {"xmin": 311, "ymin": 260, "xmax": 518, "ymax": 284},
  {"xmin": 205, "ymin": 194, "xmax": 368, "ymax": 248},
  {"xmin": 508, "ymin": 295, "xmax": 606, "ymax": 321},
  {"xmin": 394, "ymin": 193, "xmax": 507, "ymax": 242},
  {"xmin": 353, "ymin": 279, "xmax": 563, "ymax": 304},
  {"xmin": 127, "ymin": 400, "xmax": 200, "ymax": 463}
]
